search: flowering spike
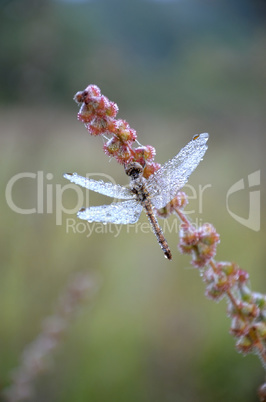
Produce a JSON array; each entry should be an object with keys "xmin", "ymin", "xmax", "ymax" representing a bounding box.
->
[
  {"xmin": 73, "ymin": 85, "xmax": 158, "ymax": 170},
  {"xmin": 71, "ymin": 85, "xmax": 266, "ymax": 395}
]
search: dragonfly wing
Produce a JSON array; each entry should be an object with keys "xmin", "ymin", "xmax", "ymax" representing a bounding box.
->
[
  {"xmin": 64, "ymin": 173, "xmax": 132, "ymax": 199},
  {"xmin": 77, "ymin": 200, "xmax": 143, "ymax": 224},
  {"xmin": 146, "ymin": 133, "xmax": 209, "ymax": 209}
]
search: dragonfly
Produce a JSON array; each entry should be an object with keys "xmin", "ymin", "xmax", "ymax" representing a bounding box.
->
[{"xmin": 64, "ymin": 133, "xmax": 209, "ymax": 260}]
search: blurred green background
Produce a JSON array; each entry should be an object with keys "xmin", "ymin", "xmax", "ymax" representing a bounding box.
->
[{"xmin": 1, "ymin": 0, "xmax": 265, "ymax": 401}]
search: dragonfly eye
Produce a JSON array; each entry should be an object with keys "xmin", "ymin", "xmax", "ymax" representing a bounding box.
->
[{"xmin": 125, "ymin": 162, "xmax": 143, "ymax": 179}]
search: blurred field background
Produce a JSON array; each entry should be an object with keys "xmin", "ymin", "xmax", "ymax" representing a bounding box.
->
[{"xmin": 1, "ymin": 0, "xmax": 266, "ymax": 401}]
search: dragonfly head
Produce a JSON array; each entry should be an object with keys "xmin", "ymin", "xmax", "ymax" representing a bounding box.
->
[{"xmin": 125, "ymin": 162, "xmax": 144, "ymax": 180}]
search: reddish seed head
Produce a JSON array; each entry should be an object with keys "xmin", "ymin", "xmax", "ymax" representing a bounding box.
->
[
  {"xmin": 74, "ymin": 85, "xmax": 101, "ymax": 105},
  {"xmin": 116, "ymin": 145, "xmax": 134, "ymax": 164},
  {"xmin": 143, "ymin": 162, "xmax": 161, "ymax": 179},
  {"xmin": 87, "ymin": 117, "xmax": 108, "ymax": 136},
  {"xmin": 74, "ymin": 90, "xmax": 87, "ymax": 104},
  {"xmin": 171, "ymin": 192, "xmax": 188, "ymax": 210},
  {"xmin": 203, "ymin": 262, "xmax": 247, "ymax": 302},
  {"xmin": 134, "ymin": 145, "xmax": 156, "ymax": 162},
  {"xmin": 235, "ymin": 335, "xmax": 254, "ymax": 354},
  {"xmin": 230, "ymin": 316, "xmax": 249, "ymax": 337},
  {"xmin": 252, "ymin": 292, "xmax": 266, "ymax": 309},
  {"xmin": 107, "ymin": 101, "xmax": 119, "ymax": 118},
  {"xmin": 103, "ymin": 136, "xmax": 133, "ymax": 164},
  {"xmin": 204, "ymin": 271, "xmax": 230, "ymax": 301},
  {"xmin": 228, "ymin": 300, "xmax": 260, "ymax": 319},
  {"xmin": 98, "ymin": 95, "xmax": 109, "ymax": 111},
  {"xmin": 198, "ymin": 223, "xmax": 220, "ymax": 245},
  {"xmin": 253, "ymin": 322, "xmax": 266, "ymax": 340},
  {"xmin": 179, "ymin": 224, "xmax": 199, "ymax": 255},
  {"xmin": 132, "ymin": 147, "xmax": 145, "ymax": 166},
  {"xmin": 237, "ymin": 269, "xmax": 250, "ymax": 283},
  {"xmin": 85, "ymin": 84, "xmax": 101, "ymax": 97},
  {"xmin": 156, "ymin": 192, "xmax": 189, "ymax": 219},
  {"xmin": 179, "ymin": 223, "xmax": 219, "ymax": 268},
  {"xmin": 113, "ymin": 119, "xmax": 137, "ymax": 143},
  {"xmin": 103, "ymin": 136, "xmax": 120, "ymax": 155},
  {"xmin": 239, "ymin": 302, "xmax": 260, "ymax": 318},
  {"xmin": 180, "ymin": 223, "xmax": 199, "ymax": 246},
  {"xmin": 94, "ymin": 96, "xmax": 119, "ymax": 119},
  {"xmin": 217, "ymin": 261, "xmax": 238, "ymax": 276},
  {"xmin": 195, "ymin": 224, "xmax": 220, "ymax": 267},
  {"xmin": 77, "ymin": 103, "xmax": 95, "ymax": 123},
  {"xmin": 205, "ymin": 284, "xmax": 227, "ymax": 301}
]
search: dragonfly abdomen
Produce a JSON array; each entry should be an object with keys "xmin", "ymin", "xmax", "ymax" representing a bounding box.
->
[{"xmin": 143, "ymin": 200, "xmax": 172, "ymax": 260}]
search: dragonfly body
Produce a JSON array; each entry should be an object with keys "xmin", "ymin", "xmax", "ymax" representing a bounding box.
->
[
  {"xmin": 64, "ymin": 133, "xmax": 209, "ymax": 260},
  {"xmin": 125, "ymin": 162, "xmax": 172, "ymax": 260}
]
